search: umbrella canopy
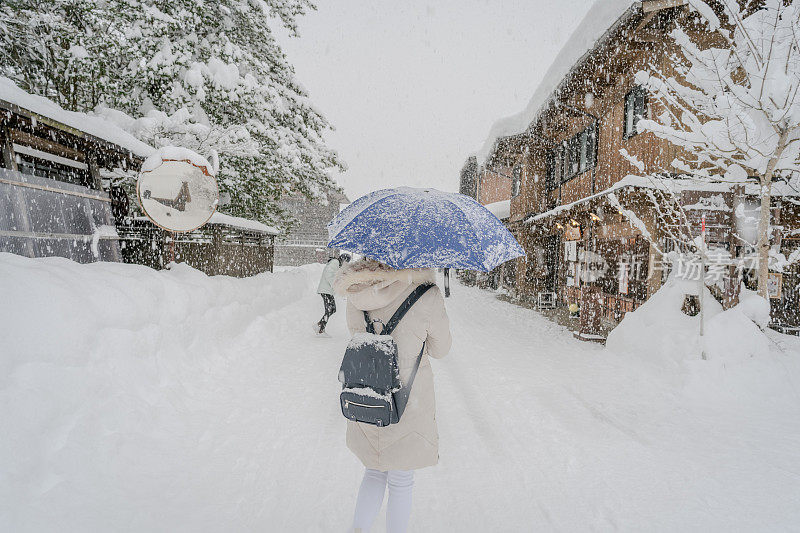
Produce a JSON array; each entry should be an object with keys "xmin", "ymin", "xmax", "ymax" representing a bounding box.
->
[{"xmin": 327, "ymin": 187, "xmax": 525, "ymax": 271}]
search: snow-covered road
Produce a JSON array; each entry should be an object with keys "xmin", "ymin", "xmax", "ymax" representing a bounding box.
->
[{"xmin": 2, "ymin": 256, "xmax": 799, "ymax": 532}]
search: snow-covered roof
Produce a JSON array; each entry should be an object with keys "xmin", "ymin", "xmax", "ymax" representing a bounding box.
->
[
  {"xmin": 0, "ymin": 77, "xmax": 154, "ymax": 159},
  {"xmin": 485, "ymin": 199, "xmax": 511, "ymax": 220},
  {"xmin": 527, "ymin": 174, "xmax": 800, "ymax": 224},
  {"xmin": 208, "ymin": 212, "xmax": 280, "ymax": 235},
  {"xmin": 476, "ymin": 0, "xmax": 638, "ymax": 163}
]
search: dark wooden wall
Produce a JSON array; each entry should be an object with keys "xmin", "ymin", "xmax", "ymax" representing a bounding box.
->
[{"xmin": 118, "ymin": 220, "xmax": 274, "ymax": 277}]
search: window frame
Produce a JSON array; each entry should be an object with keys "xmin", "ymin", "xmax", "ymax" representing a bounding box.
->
[
  {"xmin": 578, "ymin": 128, "xmax": 588, "ymax": 174},
  {"xmin": 546, "ymin": 122, "xmax": 598, "ymax": 186},
  {"xmin": 568, "ymin": 135, "xmax": 581, "ymax": 178},
  {"xmin": 623, "ymin": 86, "xmax": 648, "ymax": 139},
  {"xmin": 546, "ymin": 151, "xmax": 557, "ymax": 191},
  {"xmin": 586, "ymin": 121, "xmax": 598, "ymax": 168},
  {"xmin": 15, "ymin": 151, "xmax": 92, "ymax": 188},
  {"xmin": 511, "ymin": 165, "xmax": 522, "ymax": 198}
]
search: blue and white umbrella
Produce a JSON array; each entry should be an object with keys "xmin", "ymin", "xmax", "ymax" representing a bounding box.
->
[{"xmin": 327, "ymin": 187, "xmax": 524, "ymax": 271}]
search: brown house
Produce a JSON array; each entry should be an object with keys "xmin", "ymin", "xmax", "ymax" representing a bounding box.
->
[
  {"xmin": 0, "ymin": 77, "xmax": 277, "ymax": 277},
  {"xmin": 476, "ymin": 0, "xmax": 800, "ymax": 336}
]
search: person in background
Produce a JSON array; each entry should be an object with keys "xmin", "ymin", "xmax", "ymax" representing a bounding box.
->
[{"xmin": 316, "ymin": 252, "xmax": 350, "ymax": 334}]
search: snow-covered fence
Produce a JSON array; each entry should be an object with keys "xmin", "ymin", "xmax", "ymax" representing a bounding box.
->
[
  {"xmin": 117, "ymin": 218, "xmax": 275, "ymax": 277},
  {"xmin": 0, "ymin": 168, "xmax": 121, "ymax": 262}
]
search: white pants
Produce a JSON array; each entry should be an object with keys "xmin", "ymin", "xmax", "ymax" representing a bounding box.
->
[{"xmin": 352, "ymin": 468, "xmax": 414, "ymax": 533}]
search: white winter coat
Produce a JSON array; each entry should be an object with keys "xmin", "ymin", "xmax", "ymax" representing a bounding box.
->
[
  {"xmin": 317, "ymin": 259, "xmax": 339, "ymax": 295},
  {"xmin": 334, "ymin": 259, "xmax": 452, "ymax": 471}
]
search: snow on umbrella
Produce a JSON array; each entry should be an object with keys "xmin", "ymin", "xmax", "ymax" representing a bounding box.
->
[{"xmin": 327, "ymin": 187, "xmax": 525, "ymax": 271}]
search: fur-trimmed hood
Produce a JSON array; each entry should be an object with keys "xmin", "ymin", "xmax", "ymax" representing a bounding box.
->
[{"xmin": 334, "ymin": 258, "xmax": 436, "ymax": 311}]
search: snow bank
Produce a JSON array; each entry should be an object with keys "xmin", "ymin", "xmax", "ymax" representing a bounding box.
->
[
  {"xmin": 0, "ymin": 77, "xmax": 154, "ymax": 158},
  {"xmin": 607, "ymin": 273, "xmax": 781, "ymax": 365},
  {"xmin": 0, "ymin": 253, "xmax": 325, "ymax": 531},
  {"xmin": 475, "ymin": 0, "xmax": 636, "ymax": 162},
  {"xmin": 1, "ymin": 254, "xmax": 799, "ymax": 530},
  {"xmin": 606, "ymin": 274, "xmax": 722, "ymax": 364},
  {"xmin": 737, "ymin": 287, "xmax": 771, "ymax": 329}
]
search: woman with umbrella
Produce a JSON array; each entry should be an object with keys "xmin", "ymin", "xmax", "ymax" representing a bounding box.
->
[
  {"xmin": 335, "ymin": 258, "xmax": 450, "ymax": 533},
  {"xmin": 328, "ymin": 188, "xmax": 524, "ymax": 532}
]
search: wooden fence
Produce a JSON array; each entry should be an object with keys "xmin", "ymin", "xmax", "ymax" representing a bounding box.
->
[{"xmin": 117, "ymin": 218, "xmax": 274, "ymax": 277}]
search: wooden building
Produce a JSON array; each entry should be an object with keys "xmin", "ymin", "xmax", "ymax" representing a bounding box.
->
[
  {"xmin": 477, "ymin": 1, "xmax": 800, "ymax": 335},
  {"xmin": 0, "ymin": 77, "xmax": 278, "ymax": 277},
  {"xmin": 0, "ymin": 77, "xmax": 149, "ymax": 262},
  {"xmin": 118, "ymin": 213, "xmax": 277, "ymax": 276},
  {"xmin": 457, "ymin": 154, "xmax": 519, "ymax": 290}
]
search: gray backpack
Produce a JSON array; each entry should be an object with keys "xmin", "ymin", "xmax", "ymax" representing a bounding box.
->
[{"xmin": 338, "ymin": 284, "xmax": 434, "ymax": 427}]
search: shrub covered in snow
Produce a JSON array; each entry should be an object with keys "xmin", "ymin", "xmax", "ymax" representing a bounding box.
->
[{"xmin": 608, "ymin": 274, "xmax": 775, "ymax": 362}]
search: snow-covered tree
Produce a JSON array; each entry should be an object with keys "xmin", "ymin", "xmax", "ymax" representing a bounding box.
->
[
  {"xmin": 0, "ymin": 0, "xmax": 123, "ymax": 111},
  {"xmin": 0, "ymin": 0, "xmax": 344, "ymax": 228},
  {"xmin": 635, "ymin": 0, "xmax": 800, "ymax": 299}
]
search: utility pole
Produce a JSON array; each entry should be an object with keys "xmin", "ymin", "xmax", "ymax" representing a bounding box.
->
[{"xmin": 699, "ymin": 214, "xmax": 706, "ymax": 360}]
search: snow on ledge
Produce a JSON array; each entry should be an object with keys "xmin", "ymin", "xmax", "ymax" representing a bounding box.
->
[
  {"xmin": 209, "ymin": 212, "xmax": 280, "ymax": 235},
  {"xmin": 134, "ymin": 212, "xmax": 280, "ymax": 235},
  {"xmin": 0, "ymin": 77, "xmax": 154, "ymax": 158},
  {"xmin": 485, "ymin": 199, "xmax": 511, "ymax": 220},
  {"xmin": 526, "ymin": 174, "xmax": 800, "ymax": 224}
]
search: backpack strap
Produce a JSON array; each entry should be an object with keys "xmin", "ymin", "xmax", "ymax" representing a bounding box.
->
[
  {"xmin": 393, "ymin": 341, "xmax": 425, "ymax": 420},
  {"xmin": 382, "ymin": 284, "xmax": 435, "ymax": 336},
  {"xmin": 363, "ymin": 311, "xmax": 376, "ymax": 334},
  {"xmin": 363, "ymin": 283, "xmax": 434, "ymax": 335}
]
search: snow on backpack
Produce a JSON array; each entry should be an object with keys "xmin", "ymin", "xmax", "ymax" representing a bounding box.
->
[{"xmin": 338, "ymin": 284, "xmax": 434, "ymax": 427}]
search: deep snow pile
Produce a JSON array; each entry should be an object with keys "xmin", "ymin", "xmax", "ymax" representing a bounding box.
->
[
  {"xmin": 0, "ymin": 253, "xmax": 347, "ymax": 531},
  {"xmin": 2, "ymin": 253, "xmax": 800, "ymax": 531},
  {"xmin": 606, "ymin": 275, "xmax": 786, "ymax": 378}
]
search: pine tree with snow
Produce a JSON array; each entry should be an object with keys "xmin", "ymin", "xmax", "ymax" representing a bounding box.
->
[
  {"xmin": 0, "ymin": 0, "xmax": 344, "ymax": 228},
  {"xmin": 635, "ymin": 0, "xmax": 800, "ymax": 299}
]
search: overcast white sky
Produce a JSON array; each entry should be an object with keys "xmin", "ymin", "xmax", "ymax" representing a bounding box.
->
[{"xmin": 277, "ymin": 0, "xmax": 595, "ymax": 200}]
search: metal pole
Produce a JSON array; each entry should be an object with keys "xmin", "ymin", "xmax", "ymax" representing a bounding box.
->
[{"xmin": 699, "ymin": 214, "xmax": 706, "ymax": 360}]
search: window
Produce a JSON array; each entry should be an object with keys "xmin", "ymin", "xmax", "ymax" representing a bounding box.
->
[
  {"xmin": 511, "ymin": 166, "xmax": 521, "ymax": 197},
  {"xmin": 14, "ymin": 144, "xmax": 91, "ymax": 187},
  {"xmin": 544, "ymin": 150, "xmax": 559, "ymax": 191},
  {"xmin": 586, "ymin": 122, "xmax": 597, "ymax": 168},
  {"xmin": 624, "ymin": 86, "xmax": 647, "ymax": 138},
  {"xmin": 560, "ymin": 141, "xmax": 569, "ymax": 181},
  {"xmin": 546, "ymin": 146, "xmax": 564, "ymax": 191},
  {"xmin": 579, "ymin": 123, "xmax": 597, "ymax": 173},
  {"xmin": 568, "ymin": 136, "xmax": 580, "ymax": 177},
  {"xmin": 545, "ymin": 122, "xmax": 598, "ymax": 186},
  {"xmin": 546, "ymin": 151, "xmax": 556, "ymax": 191},
  {"xmin": 578, "ymin": 129, "xmax": 588, "ymax": 173}
]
